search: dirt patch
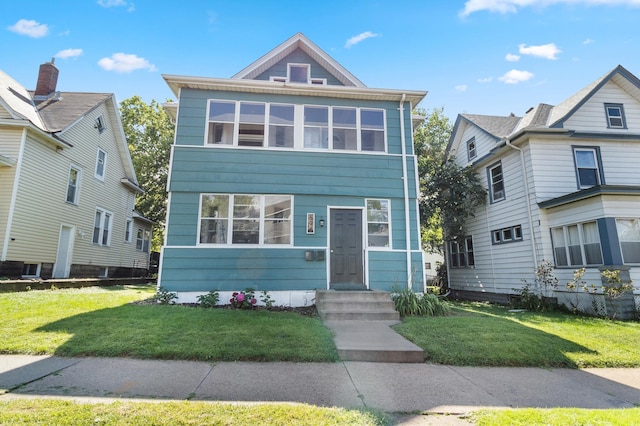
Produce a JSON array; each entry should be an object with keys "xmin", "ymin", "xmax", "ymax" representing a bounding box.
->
[{"xmin": 131, "ymin": 298, "xmax": 318, "ymax": 317}]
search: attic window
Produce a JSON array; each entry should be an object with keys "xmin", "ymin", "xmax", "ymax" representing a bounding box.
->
[
  {"xmin": 604, "ymin": 103, "xmax": 626, "ymax": 129},
  {"xmin": 289, "ymin": 64, "xmax": 309, "ymax": 83},
  {"xmin": 95, "ymin": 116, "xmax": 106, "ymax": 133}
]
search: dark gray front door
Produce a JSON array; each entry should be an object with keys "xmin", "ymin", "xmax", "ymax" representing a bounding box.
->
[{"xmin": 330, "ymin": 209, "xmax": 364, "ymax": 287}]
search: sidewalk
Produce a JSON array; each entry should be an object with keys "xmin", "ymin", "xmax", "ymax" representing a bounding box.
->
[{"xmin": 1, "ymin": 355, "xmax": 639, "ymax": 416}]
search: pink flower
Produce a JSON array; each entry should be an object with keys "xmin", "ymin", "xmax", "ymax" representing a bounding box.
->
[
  {"xmin": 250, "ymin": 298, "xmax": 257, "ymax": 305},
  {"xmin": 236, "ymin": 293, "xmax": 245, "ymax": 302},
  {"xmin": 229, "ymin": 298, "xmax": 234, "ymax": 303}
]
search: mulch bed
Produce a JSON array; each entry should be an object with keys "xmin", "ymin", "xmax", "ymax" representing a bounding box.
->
[{"xmin": 132, "ymin": 298, "xmax": 318, "ymax": 317}]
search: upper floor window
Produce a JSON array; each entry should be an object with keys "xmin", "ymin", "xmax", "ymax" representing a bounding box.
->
[
  {"xmin": 270, "ymin": 63, "xmax": 326, "ymax": 85},
  {"xmin": 66, "ymin": 165, "xmax": 81, "ymax": 204},
  {"xmin": 93, "ymin": 208, "xmax": 113, "ymax": 246},
  {"xmin": 449, "ymin": 236, "xmax": 474, "ymax": 268},
  {"xmin": 95, "ymin": 115, "xmax": 106, "ymax": 133},
  {"xmin": 551, "ymin": 221, "xmax": 602, "ymax": 267},
  {"xmin": 604, "ymin": 103, "xmax": 626, "ymax": 129},
  {"xmin": 466, "ymin": 137, "xmax": 477, "ymax": 161},
  {"xmin": 488, "ymin": 162, "xmax": 505, "ymax": 203},
  {"xmin": 95, "ymin": 149, "xmax": 107, "ymax": 181},
  {"xmin": 206, "ymin": 100, "xmax": 386, "ymax": 153},
  {"xmin": 125, "ymin": 219, "xmax": 133, "ymax": 243},
  {"xmin": 199, "ymin": 194, "xmax": 292, "ymax": 245},
  {"xmin": 573, "ymin": 147, "xmax": 602, "ymax": 189},
  {"xmin": 366, "ymin": 199, "xmax": 390, "ymax": 248}
]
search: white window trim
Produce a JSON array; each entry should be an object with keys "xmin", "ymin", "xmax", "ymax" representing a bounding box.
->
[
  {"xmin": 573, "ymin": 147, "xmax": 602, "ymax": 189},
  {"xmin": 551, "ymin": 221, "xmax": 603, "ymax": 267},
  {"xmin": 66, "ymin": 164, "xmax": 82, "ymax": 205},
  {"xmin": 22, "ymin": 263, "xmax": 41, "ymax": 278},
  {"xmin": 125, "ymin": 219, "xmax": 133, "ymax": 243},
  {"xmin": 604, "ymin": 103, "xmax": 626, "ymax": 129},
  {"xmin": 205, "ymin": 100, "xmax": 387, "ymax": 153},
  {"xmin": 197, "ymin": 194, "xmax": 294, "ymax": 247},
  {"xmin": 95, "ymin": 115, "xmax": 106, "ymax": 133},
  {"xmin": 93, "ymin": 207, "xmax": 113, "ymax": 247},
  {"xmin": 488, "ymin": 162, "xmax": 505, "ymax": 203},
  {"xmin": 466, "ymin": 137, "xmax": 477, "ymax": 161},
  {"xmin": 365, "ymin": 198, "xmax": 392, "ymax": 250},
  {"xmin": 491, "ymin": 225, "xmax": 523, "ymax": 245},
  {"xmin": 95, "ymin": 148, "xmax": 107, "ymax": 181}
]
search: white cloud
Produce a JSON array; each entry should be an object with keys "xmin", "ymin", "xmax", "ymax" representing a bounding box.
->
[
  {"xmin": 7, "ymin": 19, "xmax": 49, "ymax": 38},
  {"xmin": 98, "ymin": 53, "xmax": 156, "ymax": 73},
  {"xmin": 56, "ymin": 48, "xmax": 83, "ymax": 59},
  {"xmin": 478, "ymin": 76, "xmax": 493, "ymax": 83},
  {"xmin": 455, "ymin": 84, "xmax": 468, "ymax": 92},
  {"xmin": 460, "ymin": 0, "xmax": 640, "ymax": 17},
  {"xmin": 97, "ymin": 0, "xmax": 135, "ymax": 11},
  {"xmin": 505, "ymin": 53, "xmax": 520, "ymax": 61},
  {"xmin": 345, "ymin": 31, "xmax": 379, "ymax": 48},
  {"xmin": 498, "ymin": 69, "xmax": 534, "ymax": 84},
  {"xmin": 583, "ymin": 38, "xmax": 595, "ymax": 44},
  {"xmin": 518, "ymin": 43, "xmax": 561, "ymax": 59}
]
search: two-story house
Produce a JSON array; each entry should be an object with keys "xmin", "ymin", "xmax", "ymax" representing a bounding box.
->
[
  {"xmin": 0, "ymin": 60, "xmax": 152, "ymax": 279},
  {"xmin": 159, "ymin": 33, "xmax": 427, "ymax": 305},
  {"xmin": 446, "ymin": 65, "xmax": 640, "ymax": 314}
]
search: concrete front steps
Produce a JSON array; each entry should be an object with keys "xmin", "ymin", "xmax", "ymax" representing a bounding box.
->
[{"xmin": 316, "ymin": 290, "xmax": 424, "ymax": 363}]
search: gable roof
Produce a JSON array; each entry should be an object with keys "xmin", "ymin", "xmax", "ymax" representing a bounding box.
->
[
  {"xmin": 31, "ymin": 91, "xmax": 111, "ymax": 133},
  {"xmin": 461, "ymin": 113, "xmax": 521, "ymax": 139},
  {"xmin": 0, "ymin": 70, "xmax": 45, "ymax": 129},
  {"xmin": 549, "ymin": 65, "xmax": 640, "ymax": 128},
  {"xmin": 232, "ymin": 32, "xmax": 366, "ymax": 87}
]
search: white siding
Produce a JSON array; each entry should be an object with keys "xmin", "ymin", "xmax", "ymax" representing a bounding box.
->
[
  {"xmin": 563, "ymin": 80, "xmax": 640, "ymax": 132},
  {"xmin": 451, "ymin": 125, "xmax": 497, "ymax": 165},
  {"xmin": 0, "ymin": 128, "xmax": 21, "ymax": 248}
]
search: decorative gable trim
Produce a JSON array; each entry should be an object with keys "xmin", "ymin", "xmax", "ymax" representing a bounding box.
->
[{"xmin": 231, "ymin": 33, "xmax": 366, "ymax": 88}]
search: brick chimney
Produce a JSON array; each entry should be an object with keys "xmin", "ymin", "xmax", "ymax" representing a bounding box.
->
[{"xmin": 34, "ymin": 58, "xmax": 59, "ymax": 97}]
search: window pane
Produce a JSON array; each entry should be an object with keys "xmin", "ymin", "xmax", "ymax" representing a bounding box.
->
[
  {"xmin": 209, "ymin": 101, "xmax": 235, "ymax": 122},
  {"xmin": 304, "ymin": 106, "xmax": 328, "ymax": 126},
  {"xmin": 102, "ymin": 213, "xmax": 111, "ymax": 245},
  {"xmin": 304, "ymin": 127, "xmax": 328, "ymax": 149},
  {"xmin": 368, "ymin": 223, "xmax": 389, "ymax": 247},
  {"xmin": 361, "ymin": 109, "xmax": 384, "ymax": 129},
  {"xmin": 233, "ymin": 195, "xmax": 260, "ymax": 219},
  {"xmin": 200, "ymin": 219, "xmax": 228, "ymax": 243},
  {"xmin": 208, "ymin": 122, "xmax": 234, "ymax": 145},
  {"xmin": 333, "ymin": 108, "xmax": 356, "ymax": 127},
  {"xmin": 201, "ymin": 195, "xmax": 229, "ymax": 219},
  {"xmin": 264, "ymin": 220, "xmax": 290, "ymax": 244},
  {"xmin": 232, "ymin": 220, "xmax": 259, "ymax": 244},
  {"xmin": 551, "ymin": 227, "xmax": 568, "ymax": 266},
  {"xmin": 239, "ymin": 102, "xmax": 264, "ymax": 124},
  {"xmin": 578, "ymin": 169, "xmax": 598, "ymax": 186},
  {"xmin": 621, "ymin": 242, "xmax": 640, "ymax": 263},
  {"xmin": 575, "ymin": 150, "xmax": 596, "ymax": 168},
  {"xmin": 268, "ymin": 125, "xmax": 294, "ymax": 148},
  {"xmin": 361, "ymin": 130, "xmax": 384, "ymax": 151},
  {"xmin": 617, "ymin": 219, "xmax": 640, "ymax": 263},
  {"xmin": 289, "ymin": 65, "xmax": 308, "ymax": 83},
  {"xmin": 333, "ymin": 128, "xmax": 357, "ymax": 150},
  {"xmin": 265, "ymin": 196, "xmax": 291, "ymax": 220},
  {"xmin": 269, "ymin": 105, "xmax": 294, "ymax": 125},
  {"xmin": 93, "ymin": 211, "xmax": 102, "ymax": 244},
  {"xmin": 367, "ymin": 199, "xmax": 389, "ymax": 222}
]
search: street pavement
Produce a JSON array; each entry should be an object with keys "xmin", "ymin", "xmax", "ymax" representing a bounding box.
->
[{"xmin": 1, "ymin": 354, "xmax": 639, "ymax": 424}]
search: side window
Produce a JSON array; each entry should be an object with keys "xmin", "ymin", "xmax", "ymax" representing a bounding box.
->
[
  {"xmin": 268, "ymin": 104, "xmax": 295, "ymax": 148},
  {"xmin": 573, "ymin": 147, "xmax": 602, "ymax": 189},
  {"xmin": 207, "ymin": 100, "xmax": 236, "ymax": 145},
  {"xmin": 604, "ymin": 103, "xmax": 626, "ymax": 129},
  {"xmin": 304, "ymin": 106, "xmax": 329, "ymax": 149},
  {"xmin": 488, "ymin": 162, "xmax": 505, "ymax": 203},
  {"xmin": 66, "ymin": 165, "xmax": 81, "ymax": 204},
  {"xmin": 466, "ymin": 137, "xmax": 476, "ymax": 161},
  {"xmin": 551, "ymin": 221, "xmax": 603, "ymax": 267},
  {"xmin": 95, "ymin": 115, "xmax": 106, "ymax": 133},
  {"xmin": 95, "ymin": 149, "xmax": 107, "ymax": 181},
  {"xmin": 449, "ymin": 236, "xmax": 474, "ymax": 268},
  {"xmin": 92, "ymin": 208, "xmax": 113, "ymax": 246},
  {"xmin": 360, "ymin": 109, "xmax": 385, "ymax": 152},
  {"xmin": 366, "ymin": 199, "xmax": 390, "ymax": 248},
  {"xmin": 125, "ymin": 219, "xmax": 133, "ymax": 243}
]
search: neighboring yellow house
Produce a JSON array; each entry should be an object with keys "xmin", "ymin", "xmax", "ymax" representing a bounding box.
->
[{"xmin": 0, "ymin": 59, "xmax": 152, "ymax": 279}]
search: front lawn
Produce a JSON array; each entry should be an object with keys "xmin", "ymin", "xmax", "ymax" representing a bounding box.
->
[
  {"xmin": 0, "ymin": 285, "xmax": 338, "ymax": 362},
  {"xmin": 472, "ymin": 407, "xmax": 640, "ymax": 426},
  {"xmin": 393, "ymin": 301, "xmax": 640, "ymax": 367},
  {"xmin": 0, "ymin": 400, "xmax": 383, "ymax": 425}
]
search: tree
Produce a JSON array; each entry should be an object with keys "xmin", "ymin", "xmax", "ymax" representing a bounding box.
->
[
  {"xmin": 414, "ymin": 107, "xmax": 486, "ymax": 253},
  {"xmin": 119, "ymin": 96, "xmax": 174, "ymax": 252}
]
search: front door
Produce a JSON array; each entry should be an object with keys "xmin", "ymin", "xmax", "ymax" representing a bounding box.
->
[
  {"xmin": 53, "ymin": 225, "xmax": 74, "ymax": 278},
  {"xmin": 329, "ymin": 209, "xmax": 364, "ymax": 288}
]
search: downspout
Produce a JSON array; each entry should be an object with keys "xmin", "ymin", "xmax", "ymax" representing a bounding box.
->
[
  {"xmin": 505, "ymin": 139, "xmax": 538, "ymax": 268},
  {"xmin": 399, "ymin": 94, "xmax": 413, "ymax": 289}
]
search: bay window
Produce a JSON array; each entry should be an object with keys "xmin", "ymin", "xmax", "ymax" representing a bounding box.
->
[{"xmin": 551, "ymin": 221, "xmax": 602, "ymax": 267}]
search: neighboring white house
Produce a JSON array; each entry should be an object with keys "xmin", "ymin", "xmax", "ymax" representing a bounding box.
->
[
  {"xmin": 0, "ymin": 59, "xmax": 152, "ymax": 279},
  {"xmin": 446, "ymin": 65, "xmax": 640, "ymax": 314}
]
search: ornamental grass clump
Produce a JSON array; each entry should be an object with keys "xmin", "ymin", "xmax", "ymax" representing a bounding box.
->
[{"xmin": 391, "ymin": 285, "xmax": 450, "ymax": 317}]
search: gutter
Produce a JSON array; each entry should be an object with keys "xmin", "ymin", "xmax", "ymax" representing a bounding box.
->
[
  {"xmin": 504, "ymin": 138, "xmax": 538, "ymax": 268},
  {"xmin": 399, "ymin": 94, "xmax": 413, "ymax": 288}
]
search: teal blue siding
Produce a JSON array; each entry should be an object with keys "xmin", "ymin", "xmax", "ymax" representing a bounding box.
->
[
  {"xmin": 367, "ymin": 251, "xmax": 424, "ymax": 291},
  {"xmin": 161, "ymin": 247, "xmax": 326, "ymax": 292},
  {"xmin": 253, "ymin": 48, "xmax": 344, "ymax": 86}
]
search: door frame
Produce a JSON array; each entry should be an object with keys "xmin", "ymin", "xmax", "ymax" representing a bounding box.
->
[
  {"xmin": 53, "ymin": 224, "xmax": 75, "ymax": 279},
  {"xmin": 326, "ymin": 206, "xmax": 368, "ymax": 289}
]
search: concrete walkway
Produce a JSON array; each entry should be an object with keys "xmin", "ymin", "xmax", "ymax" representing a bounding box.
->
[{"xmin": 1, "ymin": 355, "xmax": 639, "ymax": 423}]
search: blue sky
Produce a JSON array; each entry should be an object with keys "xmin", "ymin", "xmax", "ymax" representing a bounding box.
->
[{"xmin": 2, "ymin": 0, "xmax": 640, "ymax": 121}]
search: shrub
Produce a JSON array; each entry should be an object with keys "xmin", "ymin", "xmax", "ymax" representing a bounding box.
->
[
  {"xmin": 154, "ymin": 286, "xmax": 177, "ymax": 305},
  {"xmin": 197, "ymin": 290, "xmax": 220, "ymax": 308},
  {"xmin": 391, "ymin": 285, "xmax": 450, "ymax": 317},
  {"xmin": 260, "ymin": 290, "xmax": 275, "ymax": 308},
  {"xmin": 230, "ymin": 288, "xmax": 257, "ymax": 309}
]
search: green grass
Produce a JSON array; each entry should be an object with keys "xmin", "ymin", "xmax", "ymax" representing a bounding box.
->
[
  {"xmin": 393, "ymin": 301, "xmax": 640, "ymax": 367},
  {"xmin": 472, "ymin": 407, "xmax": 640, "ymax": 425},
  {"xmin": 0, "ymin": 285, "xmax": 338, "ymax": 362},
  {"xmin": 0, "ymin": 400, "xmax": 385, "ymax": 425}
]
